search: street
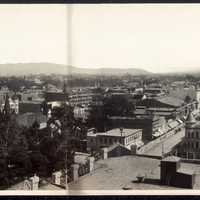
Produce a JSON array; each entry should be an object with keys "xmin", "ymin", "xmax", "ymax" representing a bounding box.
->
[{"xmin": 144, "ymin": 128, "xmax": 185, "ymax": 157}]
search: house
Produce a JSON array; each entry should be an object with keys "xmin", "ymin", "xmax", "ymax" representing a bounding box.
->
[{"xmin": 87, "ymin": 128, "xmax": 143, "ymax": 152}]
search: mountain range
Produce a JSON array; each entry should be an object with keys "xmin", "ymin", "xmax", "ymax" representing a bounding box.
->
[{"xmin": 0, "ymin": 63, "xmax": 151, "ymax": 76}]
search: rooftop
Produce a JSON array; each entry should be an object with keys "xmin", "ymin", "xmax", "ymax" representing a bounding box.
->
[
  {"xmin": 97, "ymin": 128, "xmax": 142, "ymax": 137},
  {"xmin": 156, "ymin": 96, "xmax": 185, "ymax": 108},
  {"xmin": 162, "ymin": 156, "xmax": 181, "ymax": 162},
  {"xmin": 68, "ymin": 155, "xmax": 176, "ymax": 190}
]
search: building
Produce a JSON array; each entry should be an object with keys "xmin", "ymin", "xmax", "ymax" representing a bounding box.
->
[
  {"xmin": 68, "ymin": 155, "xmax": 172, "ymax": 190},
  {"xmin": 69, "ymin": 90, "xmax": 93, "ymax": 107},
  {"xmin": 87, "ymin": 128, "xmax": 143, "ymax": 152},
  {"xmin": 45, "ymin": 88, "xmax": 104, "ymax": 108},
  {"xmin": 107, "ymin": 115, "xmax": 166, "ymax": 142},
  {"xmin": 136, "ymin": 96, "xmax": 198, "ymax": 120},
  {"xmin": 144, "ymin": 87, "xmax": 166, "ymax": 97},
  {"xmin": 18, "ymin": 101, "xmax": 43, "ymax": 114},
  {"xmin": 45, "ymin": 92, "xmax": 68, "ymax": 108},
  {"xmin": 16, "ymin": 112, "xmax": 47, "ymax": 128},
  {"xmin": 73, "ymin": 105, "xmax": 89, "ymax": 120},
  {"xmin": 0, "ymin": 95, "xmax": 19, "ymax": 114},
  {"xmin": 19, "ymin": 88, "xmax": 44, "ymax": 102},
  {"xmin": 176, "ymin": 110, "xmax": 200, "ymax": 159},
  {"xmin": 160, "ymin": 156, "xmax": 196, "ymax": 188}
]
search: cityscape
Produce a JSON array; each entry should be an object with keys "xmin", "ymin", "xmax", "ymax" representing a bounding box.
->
[
  {"xmin": 0, "ymin": 70, "xmax": 200, "ymax": 191},
  {"xmin": 1, "ymin": 4, "xmax": 200, "ymax": 193}
]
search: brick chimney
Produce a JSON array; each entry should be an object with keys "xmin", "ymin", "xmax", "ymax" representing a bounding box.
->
[
  {"xmin": 120, "ymin": 127, "xmax": 123, "ymax": 137},
  {"xmin": 102, "ymin": 147, "xmax": 108, "ymax": 160},
  {"xmin": 52, "ymin": 171, "xmax": 62, "ymax": 185},
  {"xmin": 30, "ymin": 174, "xmax": 39, "ymax": 190}
]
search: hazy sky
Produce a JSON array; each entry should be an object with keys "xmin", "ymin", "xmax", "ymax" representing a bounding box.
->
[
  {"xmin": 71, "ymin": 4, "xmax": 200, "ymax": 73},
  {"xmin": 0, "ymin": 5, "xmax": 68, "ymax": 65},
  {"xmin": 1, "ymin": 5, "xmax": 200, "ymax": 73}
]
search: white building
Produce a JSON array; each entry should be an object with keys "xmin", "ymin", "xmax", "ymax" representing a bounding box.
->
[{"xmin": 87, "ymin": 128, "xmax": 143, "ymax": 152}]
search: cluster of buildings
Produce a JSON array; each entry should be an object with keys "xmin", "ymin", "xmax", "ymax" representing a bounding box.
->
[{"xmin": 2, "ymin": 76, "xmax": 200, "ymax": 190}]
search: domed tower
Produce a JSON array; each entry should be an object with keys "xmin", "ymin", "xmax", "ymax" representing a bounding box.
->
[{"xmin": 185, "ymin": 109, "xmax": 196, "ymax": 129}]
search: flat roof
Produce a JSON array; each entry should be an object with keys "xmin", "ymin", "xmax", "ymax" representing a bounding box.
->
[
  {"xmin": 68, "ymin": 155, "xmax": 177, "ymax": 190},
  {"xmin": 162, "ymin": 156, "xmax": 181, "ymax": 162},
  {"xmin": 97, "ymin": 128, "xmax": 142, "ymax": 137}
]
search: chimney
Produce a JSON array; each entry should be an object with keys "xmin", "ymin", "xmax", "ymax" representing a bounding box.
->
[
  {"xmin": 30, "ymin": 174, "xmax": 39, "ymax": 190},
  {"xmin": 52, "ymin": 171, "xmax": 62, "ymax": 185},
  {"xmin": 72, "ymin": 164, "xmax": 79, "ymax": 182},
  {"xmin": 120, "ymin": 127, "xmax": 123, "ymax": 137},
  {"xmin": 88, "ymin": 156, "xmax": 95, "ymax": 172},
  {"xmin": 102, "ymin": 147, "xmax": 108, "ymax": 160}
]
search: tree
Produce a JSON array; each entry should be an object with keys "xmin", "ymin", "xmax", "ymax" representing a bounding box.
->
[
  {"xmin": 104, "ymin": 95, "xmax": 135, "ymax": 117},
  {"xmin": 184, "ymin": 95, "xmax": 192, "ymax": 104},
  {"xmin": 0, "ymin": 115, "xmax": 31, "ymax": 186},
  {"xmin": 87, "ymin": 105, "xmax": 106, "ymax": 132}
]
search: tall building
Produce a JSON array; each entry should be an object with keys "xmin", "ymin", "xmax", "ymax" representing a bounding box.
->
[{"xmin": 178, "ymin": 110, "xmax": 200, "ymax": 159}]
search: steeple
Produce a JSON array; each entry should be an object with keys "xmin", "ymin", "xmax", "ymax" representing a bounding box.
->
[
  {"xmin": 186, "ymin": 109, "xmax": 196, "ymax": 127},
  {"xmin": 3, "ymin": 94, "xmax": 11, "ymax": 117}
]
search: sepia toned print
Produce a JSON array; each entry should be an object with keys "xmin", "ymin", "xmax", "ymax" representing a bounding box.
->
[{"xmin": 0, "ymin": 4, "xmax": 200, "ymax": 194}]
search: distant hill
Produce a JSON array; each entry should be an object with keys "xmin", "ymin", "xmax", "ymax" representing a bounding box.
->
[{"xmin": 0, "ymin": 63, "xmax": 151, "ymax": 76}]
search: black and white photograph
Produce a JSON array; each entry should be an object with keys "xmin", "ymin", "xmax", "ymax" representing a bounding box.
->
[{"xmin": 0, "ymin": 4, "xmax": 199, "ymax": 194}]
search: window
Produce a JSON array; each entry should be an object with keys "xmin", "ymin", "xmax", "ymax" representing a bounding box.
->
[
  {"xmin": 197, "ymin": 132, "xmax": 199, "ymax": 139},
  {"xmin": 109, "ymin": 138, "xmax": 112, "ymax": 145},
  {"xmin": 192, "ymin": 142, "xmax": 194, "ymax": 149},
  {"xmin": 196, "ymin": 142, "xmax": 199, "ymax": 149}
]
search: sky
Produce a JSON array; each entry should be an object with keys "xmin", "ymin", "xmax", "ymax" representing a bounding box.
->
[
  {"xmin": 1, "ymin": 5, "xmax": 200, "ymax": 73},
  {"xmin": 0, "ymin": 5, "xmax": 68, "ymax": 65},
  {"xmin": 71, "ymin": 4, "xmax": 200, "ymax": 73}
]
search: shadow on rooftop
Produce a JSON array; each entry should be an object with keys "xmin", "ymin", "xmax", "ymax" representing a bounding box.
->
[{"xmin": 132, "ymin": 178, "xmax": 161, "ymax": 186}]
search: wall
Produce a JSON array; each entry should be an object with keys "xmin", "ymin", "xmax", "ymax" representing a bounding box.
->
[
  {"xmin": 19, "ymin": 102, "xmax": 42, "ymax": 114},
  {"xmin": 107, "ymin": 117, "xmax": 160, "ymax": 141}
]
